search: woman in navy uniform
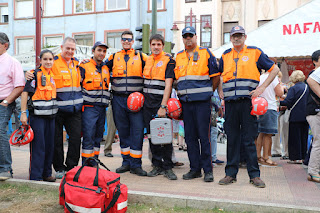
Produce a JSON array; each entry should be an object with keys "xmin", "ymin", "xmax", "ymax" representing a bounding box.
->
[{"xmin": 20, "ymin": 49, "xmax": 58, "ymax": 182}]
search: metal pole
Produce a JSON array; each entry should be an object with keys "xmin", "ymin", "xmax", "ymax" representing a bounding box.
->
[
  {"xmin": 190, "ymin": 8, "xmax": 192, "ymax": 27},
  {"xmin": 151, "ymin": 0, "xmax": 157, "ymax": 35},
  {"xmin": 35, "ymin": 0, "xmax": 41, "ymax": 67}
]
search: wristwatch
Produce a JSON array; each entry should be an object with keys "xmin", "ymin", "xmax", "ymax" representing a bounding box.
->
[
  {"xmin": 160, "ymin": 105, "xmax": 167, "ymax": 109},
  {"xmin": 3, "ymin": 100, "xmax": 8, "ymax": 105}
]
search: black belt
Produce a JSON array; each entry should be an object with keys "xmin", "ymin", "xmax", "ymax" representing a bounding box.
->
[{"xmin": 225, "ymin": 97, "xmax": 250, "ymax": 102}]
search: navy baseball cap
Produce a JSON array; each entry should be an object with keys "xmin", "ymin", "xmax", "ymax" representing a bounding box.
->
[
  {"xmin": 182, "ymin": 26, "xmax": 196, "ymax": 36},
  {"xmin": 92, "ymin": 41, "xmax": 108, "ymax": 50},
  {"xmin": 230, "ymin": 26, "xmax": 246, "ymax": 36}
]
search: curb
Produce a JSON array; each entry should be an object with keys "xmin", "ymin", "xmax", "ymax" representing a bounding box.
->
[{"xmin": 2, "ymin": 178, "xmax": 320, "ymax": 213}]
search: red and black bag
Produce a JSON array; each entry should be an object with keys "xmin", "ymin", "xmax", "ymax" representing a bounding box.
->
[{"xmin": 59, "ymin": 158, "xmax": 128, "ymax": 213}]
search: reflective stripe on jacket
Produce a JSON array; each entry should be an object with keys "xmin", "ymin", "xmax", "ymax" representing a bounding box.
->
[
  {"xmin": 143, "ymin": 51, "xmax": 171, "ymax": 98},
  {"xmin": 174, "ymin": 46, "xmax": 217, "ymax": 102},
  {"xmin": 80, "ymin": 58, "xmax": 110, "ymax": 106},
  {"xmin": 219, "ymin": 45, "xmax": 275, "ymax": 101},
  {"xmin": 31, "ymin": 67, "xmax": 58, "ymax": 116},
  {"xmin": 108, "ymin": 49, "xmax": 146, "ymax": 94},
  {"xmin": 52, "ymin": 54, "xmax": 83, "ymax": 113}
]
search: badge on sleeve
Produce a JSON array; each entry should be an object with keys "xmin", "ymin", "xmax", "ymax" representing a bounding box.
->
[{"xmin": 31, "ymin": 80, "xmax": 36, "ymax": 88}]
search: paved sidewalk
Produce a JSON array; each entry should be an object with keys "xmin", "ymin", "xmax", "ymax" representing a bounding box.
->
[{"xmin": 8, "ymin": 140, "xmax": 320, "ymax": 212}]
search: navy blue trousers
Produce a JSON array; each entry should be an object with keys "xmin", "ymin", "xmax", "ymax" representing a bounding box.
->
[
  {"xmin": 29, "ymin": 115, "xmax": 55, "ymax": 180},
  {"xmin": 82, "ymin": 105, "xmax": 106, "ymax": 165},
  {"xmin": 112, "ymin": 95, "xmax": 144, "ymax": 169},
  {"xmin": 224, "ymin": 99, "xmax": 260, "ymax": 179},
  {"xmin": 181, "ymin": 100, "xmax": 212, "ymax": 173}
]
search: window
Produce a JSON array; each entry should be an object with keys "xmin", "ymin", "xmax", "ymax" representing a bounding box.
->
[
  {"xmin": 74, "ymin": 34, "xmax": 94, "ymax": 46},
  {"xmin": 223, "ymin": 22, "xmax": 238, "ymax": 44},
  {"xmin": 258, "ymin": 20, "xmax": 272, "ymax": 27},
  {"xmin": 106, "ymin": 0, "xmax": 128, "ymax": 10},
  {"xmin": 106, "ymin": 32, "xmax": 122, "ymax": 49},
  {"xmin": 44, "ymin": 36, "xmax": 63, "ymax": 47},
  {"xmin": 16, "ymin": 38, "xmax": 34, "ymax": 54},
  {"xmin": 15, "ymin": 0, "xmax": 33, "ymax": 18},
  {"xmin": 200, "ymin": 15, "xmax": 212, "ymax": 48},
  {"xmin": 0, "ymin": 6, "xmax": 8, "ymax": 23},
  {"xmin": 201, "ymin": 0, "xmax": 212, "ymax": 1},
  {"xmin": 185, "ymin": 0, "xmax": 196, "ymax": 2},
  {"xmin": 148, "ymin": 0, "xmax": 164, "ymax": 10},
  {"xmin": 185, "ymin": 15, "xmax": 196, "ymax": 30},
  {"xmin": 44, "ymin": 0, "xmax": 63, "ymax": 16},
  {"xmin": 75, "ymin": 0, "xmax": 94, "ymax": 13}
]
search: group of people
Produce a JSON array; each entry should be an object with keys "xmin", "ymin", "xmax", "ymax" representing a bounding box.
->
[{"xmin": 1, "ymin": 24, "xmax": 319, "ymax": 186}]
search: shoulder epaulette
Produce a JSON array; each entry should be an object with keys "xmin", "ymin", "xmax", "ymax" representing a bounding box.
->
[
  {"xmin": 54, "ymin": 55, "xmax": 59, "ymax": 61},
  {"xmin": 81, "ymin": 60, "xmax": 90, "ymax": 64},
  {"xmin": 177, "ymin": 50, "xmax": 184, "ymax": 55},
  {"xmin": 165, "ymin": 53, "xmax": 172, "ymax": 58},
  {"xmin": 199, "ymin": 46, "xmax": 206, "ymax": 50},
  {"xmin": 73, "ymin": 57, "xmax": 79, "ymax": 62},
  {"xmin": 223, "ymin": 48, "xmax": 232, "ymax": 55},
  {"xmin": 247, "ymin": 46, "xmax": 258, "ymax": 50}
]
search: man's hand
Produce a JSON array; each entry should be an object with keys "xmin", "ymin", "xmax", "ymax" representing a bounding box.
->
[
  {"xmin": 218, "ymin": 107, "xmax": 224, "ymax": 118},
  {"xmin": 25, "ymin": 70, "xmax": 35, "ymax": 81},
  {"xmin": 0, "ymin": 101, "xmax": 8, "ymax": 107},
  {"xmin": 157, "ymin": 107, "xmax": 166, "ymax": 118},
  {"xmin": 20, "ymin": 113, "xmax": 28, "ymax": 126},
  {"xmin": 218, "ymin": 90, "xmax": 224, "ymax": 100},
  {"xmin": 249, "ymin": 86, "xmax": 266, "ymax": 98}
]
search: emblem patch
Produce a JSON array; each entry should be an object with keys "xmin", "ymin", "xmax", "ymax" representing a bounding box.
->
[
  {"xmin": 117, "ymin": 57, "xmax": 120, "ymax": 61},
  {"xmin": 156, "ymin": 61, "xmax": 163, "ymax": 67},
  {"xmin": 61, "ymin": 70, "xmax": 68, "ymax": 73},
  {"xmin": 50, "ymin": 77, "xmax": 55, "ymax": 85},
  {"xmin": 31, "ymin": 80, "xmax": 35, "ymax": 88},
  {"xmin": 242, "ymin": 56, "xmax": 249, "ymax": 62},
  {"xmin": 235, "ymin": 26, "xmax": 240, "ymax": 30},
  {"xmin": 133, "ymin": 56, "xmax": 139, "ymax": 60},
  {"xmin": 103, "ymin": 69, "xmax": 108, "ymax": 74}
]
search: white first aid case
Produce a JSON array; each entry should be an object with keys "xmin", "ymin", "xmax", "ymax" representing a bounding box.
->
[{"xmin": 150, "ymin": 118, "xmax": 173, "ymax": 145}]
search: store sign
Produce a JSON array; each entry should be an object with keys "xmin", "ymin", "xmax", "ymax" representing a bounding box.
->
[{"xmin": 283, "ymin": 22, "xmax": 320, "ymax": 35}]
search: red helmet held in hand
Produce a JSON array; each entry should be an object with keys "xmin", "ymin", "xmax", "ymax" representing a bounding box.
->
[
  {"xmin": 167, "ymin": 98, "xmax": 182, "ymax": 119},
  {"xmin": 127, "ymin": 92, "xmax": 144, "ymax": 112},
  {"xmin": 251, "ymin": 97, "xmax": 268, "ymax": 115},
  {"xmin": 9, "ymin": 125, "xmax": 34, "ymax": 146}
]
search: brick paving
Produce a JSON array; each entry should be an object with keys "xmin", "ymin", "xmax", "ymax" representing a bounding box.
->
[{"xmin": 9, "ymin": 140, "xmax": 320, "ymax": 211}]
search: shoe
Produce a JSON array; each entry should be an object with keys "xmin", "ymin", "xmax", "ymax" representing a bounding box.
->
[
  {"xmin": 178, "ymin": 145, "xmax": 183, "ymax": 150},
  {"xmin": 164, "ymin": 169, "xmax": 177, "ymax": 180},
  {"xmin": 287, "ymin": 160, "xmax": 302, "ymax": 164},
  {"xmin": 204, "ymin": 172, "xmax": 214, "ymax": 182},
  {"xmin": 183, "ymin": 146, "xmax": 187, "ymax": 151},
  {"xmin": 130, "ymin": 168, "xmax": 147, "ymax": 176},
  {"xmin": 280, "ymin": 156, "xmax": 289, "ymax": 160},
  {"xmin": 104, "ymin": 153, "xmax": 113, "ymax": 157},
  {"xmin": 55, "ymin": 171, "xmax": 65, "ymax": 179},
  {"xmin": 116, "ymin": 165, "xmax": 130, "ymax": 173},
  {"xmin": 43, "ymin": 176, "xmax": 56, "ymax": 182},
  {"xmin": 174, "ymin": 162, "xmax": 184, "ymax": 167},
  {"xmin": 213, "ymin": 159, "xmax": 224, "ymax": 165},
  {"xmin": 218, "ymin": 176, "xmax": 237, "ymax": 185},
  {"xmin": 260, "ymin": 158, "xmax": 278, "ymax": 167},
  {"xmin": 182, "ymin": 170, "xmax": 202, "ymax": 180},
  {"xmin": 250, "ymin": 177, "xmax": 266, "ymax": 188},
  {"xmin": 0, "ymin": 171, "xmax": 13, "ymax": 181},
  {"xmin": 239, "ymin": 162, "xmax": 247, "ymax": 168},
  {"xmin": 147, "ymin": 167, "xmax": 163, "ymax": 177},
  {"xmin": 307, "ymin": 174, "xmax": 320, "ymax": 183},
  {"xmin": 271, "ymin": 154, "xmax": 282, "ymax": 157}
]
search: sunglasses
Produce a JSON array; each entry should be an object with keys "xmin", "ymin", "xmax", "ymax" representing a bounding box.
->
[
  {"xmin": 121, "ymin": 38, "xmax": 133, "ymax": 42},
  {"xmin": 183, "ymin": 33, "xmax": 194, "ymax": 39}
]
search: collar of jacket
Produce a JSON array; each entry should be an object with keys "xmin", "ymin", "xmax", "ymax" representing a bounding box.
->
[
  {"xmin": 120, "ymin": 48, "xmax": 134, "ymax": 54},
  {"xmin": 152, "ymin": 51, "xmax": 165, "ymax": 60}
]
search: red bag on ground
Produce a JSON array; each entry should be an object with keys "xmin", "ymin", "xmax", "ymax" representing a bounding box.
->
[{"xmin": 59, "ymin": 158, "xmax": 128, "ymax": 213}]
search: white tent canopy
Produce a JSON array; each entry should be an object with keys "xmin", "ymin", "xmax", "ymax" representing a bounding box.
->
[{"xmin": 212, "ymin": 0, "xmax": 320, "ymax": 58}]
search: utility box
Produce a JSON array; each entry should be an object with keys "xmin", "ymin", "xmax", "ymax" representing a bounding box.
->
[{"xmin": 150, "ymin": 118, "xmax": 173, "ymax": 145}]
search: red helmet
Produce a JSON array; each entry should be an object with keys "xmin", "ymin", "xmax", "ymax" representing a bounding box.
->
[
  {"xmin": 9, "ymin": 125, "xmax": 34, "ymax": 146},
  {"xmin": 167, "ymin": 98, "xmax": 182, "ymax": 119},
  {"xmin": 251, "ymin": 97, "xmax": 268, "ymax": 115},
  {"xmin": 127, "ymin": 92, "xmax": 144, "ymax": 112}
]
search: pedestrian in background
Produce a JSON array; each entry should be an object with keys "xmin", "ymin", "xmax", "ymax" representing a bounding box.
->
[
  {"xmin": 0, "ymin": 32, "xmax": 25, "ymax": 180},
  {"xmin": 280, "ymin": 70, "xmax": 309, "ymax": 164}
]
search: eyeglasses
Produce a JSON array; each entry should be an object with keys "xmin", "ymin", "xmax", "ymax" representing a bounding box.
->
[
  {"xmin": 121, "ymin": 38, "xmax": 133, "ymax": 42},
  {"xmin": 182, "ymin": 33, "xmax": 194, "ymax": 39}
]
